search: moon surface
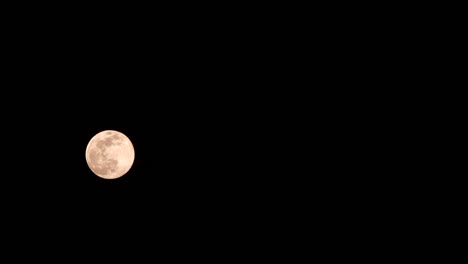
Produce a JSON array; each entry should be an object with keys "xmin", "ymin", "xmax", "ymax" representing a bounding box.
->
[{"xmin": 85, "ymin": 130, "xmax": 135, "ymax": 179}]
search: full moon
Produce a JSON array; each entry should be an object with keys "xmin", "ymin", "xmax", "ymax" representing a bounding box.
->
[{"xmin": 85, "ymin": 130, "xmax": 135, "ymax": 179}]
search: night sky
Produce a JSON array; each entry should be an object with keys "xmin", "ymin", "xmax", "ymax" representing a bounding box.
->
[
  {"xmin": 3, "ymin": 47, "xmax": 282, "ymax": 243},
  {"xmin": 1, "ymin": 2, "xmax": 413, "ymax": 260},
  {"xmin": 1, "ymin": 10, "xmax": 294, "ymax": 258}
]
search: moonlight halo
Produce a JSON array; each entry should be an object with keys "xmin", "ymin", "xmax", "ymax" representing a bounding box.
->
[{"xmin": 85, "ymin": 130, "xmax": 135, "ymax": 179}]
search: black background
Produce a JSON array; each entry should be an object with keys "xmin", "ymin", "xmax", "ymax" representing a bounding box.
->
[
  {"xmin": 0, "ymin": 3, "xmax": 417, "ymax": 260},
  {"xmin": 1, "ymin": 9, "xmax": 296, "ymax": 257}
]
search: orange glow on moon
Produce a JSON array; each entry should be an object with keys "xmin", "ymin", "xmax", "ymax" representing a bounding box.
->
[{"xmin": 85, "ymin": 130, "xmax": 135, "ymax": 179}]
